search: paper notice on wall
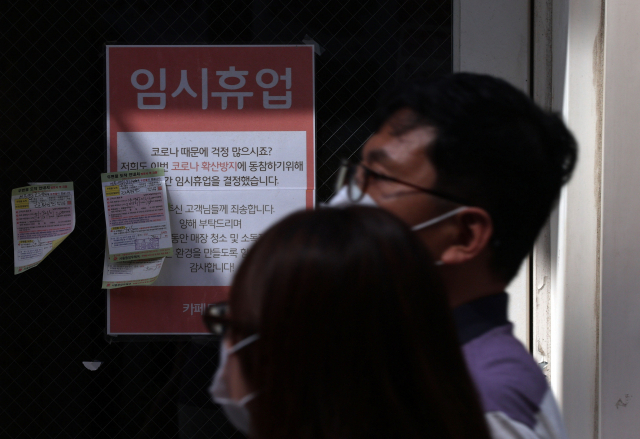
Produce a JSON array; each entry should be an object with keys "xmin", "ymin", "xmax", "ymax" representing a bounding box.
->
[
  {"xmin": 101, "ymin": 168, "xmax": 173, "ymax": 262},
  {"xmin": 101, "ymin": 239, "xmax": 165, "ymax": 289},
  {"xmin": 11, "ymin": 182, "xmax": 75, "ymax": 274},
  {"xmin": 105, "ymin": 45, "xmax": 315, "ymax": 334}
]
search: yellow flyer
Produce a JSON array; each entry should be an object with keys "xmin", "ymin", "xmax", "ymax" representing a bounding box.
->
[
  {"xmin": 11, "ymin": 182, "xmax": 75, "ymax": 274},
  {"xmin": 101, "ymin": 168, "xmax": 172, "ymax": 262}
]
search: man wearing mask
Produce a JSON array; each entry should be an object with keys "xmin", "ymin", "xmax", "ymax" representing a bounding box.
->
[{"xmin": 329, "ymin": 73, "xmax": 577, "ymax": 439}]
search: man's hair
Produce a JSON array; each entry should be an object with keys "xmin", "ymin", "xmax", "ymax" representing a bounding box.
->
[
  {"xmin": 229, "ymin": 207, "xmax": 491, "ymax": 439},
  {"xmin": 377, "ymin": 73, "xmax": 577, "ymax": 282}
]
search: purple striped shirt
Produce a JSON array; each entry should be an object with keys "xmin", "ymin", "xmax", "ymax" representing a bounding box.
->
[{"xmin": 454, "ymin": 293, "xmax": 566, "ymax": 439}]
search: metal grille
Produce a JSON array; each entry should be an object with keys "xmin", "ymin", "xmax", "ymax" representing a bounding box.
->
[{"xmin": 1, "ymin": 1, "xmax": 451, "ymax": 437}]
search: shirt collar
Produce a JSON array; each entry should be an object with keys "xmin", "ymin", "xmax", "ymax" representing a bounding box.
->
[{"xmin": 452, "ymin": 292, "xmax": 509, "ymax": 345}]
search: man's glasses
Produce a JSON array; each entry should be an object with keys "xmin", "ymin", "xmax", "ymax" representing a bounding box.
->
[
  {"xmin": 335, "ymin": 162, "xmax": 470, "ymax": 206},
  {"xmin": 203, "ymin": 302, "xmax": 230, "ymax": 336}
]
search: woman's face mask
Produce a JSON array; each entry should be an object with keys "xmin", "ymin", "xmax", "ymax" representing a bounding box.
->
[{"xmin": 209, "ymin": 334, "xmax": 259, "ymax": 435}]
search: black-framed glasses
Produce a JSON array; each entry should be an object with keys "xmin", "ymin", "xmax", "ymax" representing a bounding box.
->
[
  {"xmin": 335, "ymin": 162, "xmax": 471, "ymax": 206},
  {"xmin": 203, "ymin": 302, "xmax": 230, "ymax": 336}
]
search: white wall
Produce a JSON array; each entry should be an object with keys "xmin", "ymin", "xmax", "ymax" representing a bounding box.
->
[
  {"xmin": 549, "ymin": 0, "xmax": 640, "ymax": 437},
  {"xmin": 549, "ymin": 0, "xmax": 602, "ymax": 437},
  {"xmin": 600, "ymin": 1, "xmax": 640, "ymax": 435},
  {"xmin": 454, "ymin": 0, "xmax": 530, "ymax": 92}
]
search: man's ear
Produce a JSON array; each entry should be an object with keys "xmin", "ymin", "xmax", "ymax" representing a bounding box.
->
[{"xmin": 439, "ymin": 207, "xmax": 493, "ymax": 265}]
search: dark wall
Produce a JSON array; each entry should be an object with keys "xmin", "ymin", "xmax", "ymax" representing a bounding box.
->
[{"xmin": 1, "ymin": 1, "xmax": 451, "ymax": 437}]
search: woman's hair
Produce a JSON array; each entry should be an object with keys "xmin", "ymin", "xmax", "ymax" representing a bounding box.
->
[{"xmin": 228, "ymin": 206, "xmax": 490, "ymax": 439}]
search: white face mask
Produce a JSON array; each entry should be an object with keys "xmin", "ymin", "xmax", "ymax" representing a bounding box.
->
[
  {"xmin": 325, "ymin": 186, "xmax": 468, "ymax": 265},
  {"xmin": 324, "ymin": 185, "xmax": 378, "ymax": 208},
  {"xmin": 209, "ymin": 334, "xmax": 260, "ymax": 435},
  {"xmin": 326, "ymin": 186, "xmax": 468, "ymax": 231},
  {"xmin": 410, "ymin": 206, "xmax": 468, "ymax": 232}
]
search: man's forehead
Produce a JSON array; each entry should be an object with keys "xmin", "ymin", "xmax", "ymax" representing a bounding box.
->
[
  {"xmin": 363, "ymin": 148, "xmax": 391, "ymax": 164},
  {"xmin": 384, "ymin": 106, "xmax": 433, "ymax": 133},
  {"xmin": 363, "ymin": 124, "xmax": 436, "ymax": 164}
]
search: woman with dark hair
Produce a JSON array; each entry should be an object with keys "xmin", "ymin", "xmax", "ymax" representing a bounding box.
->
[{"xmin": 204, "ymin": 206, "xmax": 490, "ymax": 439}]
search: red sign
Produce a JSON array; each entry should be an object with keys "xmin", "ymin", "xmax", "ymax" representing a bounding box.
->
[{"xmin": 106, "ymin": 45, "xmax": 315, "ymax": 335}]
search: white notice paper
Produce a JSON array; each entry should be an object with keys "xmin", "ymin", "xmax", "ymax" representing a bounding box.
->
[{"xmin": 115, "ymin": 131, "xmax": 310, "ymax": 287}]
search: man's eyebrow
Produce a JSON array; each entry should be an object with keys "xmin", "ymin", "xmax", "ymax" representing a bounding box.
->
[{"xmin": 364, "ymin": 149, "xmax": 390, "ymax": 164}]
